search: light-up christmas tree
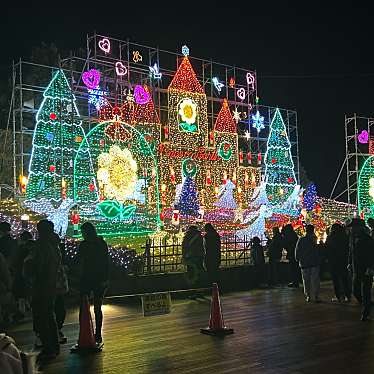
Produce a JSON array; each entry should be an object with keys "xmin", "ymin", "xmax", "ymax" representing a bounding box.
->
[
  {"xmin": 175, "ymin": 176, "xmax": 200, "ymax": 217},
  {"xmin": 26, "ymin": 70, "xmax": 85, "ymax": 205},
  {"xmin": 264, "ymin": 108, "xmax": 297, "ymax": 205},
  {"xmin": 303, "ymin": 182, "xmax": 317, "ymax": 211}
]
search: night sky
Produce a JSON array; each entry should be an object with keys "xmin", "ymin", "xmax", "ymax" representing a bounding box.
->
[{"xmin": 1, "ymin": 2, "xmax": 373, "ymax": 198}]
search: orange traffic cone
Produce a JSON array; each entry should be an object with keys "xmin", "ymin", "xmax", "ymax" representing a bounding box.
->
[
  {"xmin": 71, "ymin": 296, "xmax": 103, "ymax": 353},
  {"xmin": 200, "ymin": 283, "xmax": 234, "ymax": 336}
]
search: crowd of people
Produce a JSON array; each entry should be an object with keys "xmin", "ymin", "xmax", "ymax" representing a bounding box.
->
[
  {"xmin": 0, "ymin": 219, "xmax": 109, "ymax": 371},
  {"xmin": 1, "ymin": 215, "xmax": 374, "ymax": 371}
]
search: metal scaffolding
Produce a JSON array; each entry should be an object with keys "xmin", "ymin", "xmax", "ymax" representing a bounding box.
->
[
  {"xmin": 8, "ymin": 33, "xmax": 300, "ymax": 195},
  {"xmin": 330, "ymin": 114, "xmax": 374, "ymax": 204}
]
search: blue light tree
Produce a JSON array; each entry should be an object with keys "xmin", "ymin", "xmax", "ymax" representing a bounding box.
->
[
  {"xmin": 175, "ymin": 176, "xmax": 200, "ymax": 217},
  {"xmin": 303, "ymin": 183, "xmax": 317, "ymax": 212}
]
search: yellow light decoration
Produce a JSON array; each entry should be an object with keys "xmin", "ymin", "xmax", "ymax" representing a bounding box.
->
[
  {"xmin": 97, "ymin": 145, "xmax": 138, "ymax": 203},
  {"xmin": 178, "ymin": 98, "xmax": 197, "ymax": 125}
]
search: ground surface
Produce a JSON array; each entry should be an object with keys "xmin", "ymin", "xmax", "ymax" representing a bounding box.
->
[{"xmin": 7, "ymin": 283, "xmax": 374, "ymax": 374}]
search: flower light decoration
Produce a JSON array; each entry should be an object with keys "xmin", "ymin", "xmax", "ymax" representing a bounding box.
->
[
  {"xmin": 178, "ymin": 98, "xmax": 197, "ymax": 132},
  {"xmin": 97, "ymin": 145, "xmax": 138, "ymax": 203}
]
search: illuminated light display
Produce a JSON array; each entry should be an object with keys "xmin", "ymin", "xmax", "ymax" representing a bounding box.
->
[
  {"xmin": 174, "ymin": 176, "xmax": 200, "ymax": 217},
  {"xmin": 244, "ymin": 130, "xmax": 251, "ymax": 141},
  {"xmin": 237, "ymin": 87, "xmax": 246, "ymax": 100},
  {"xmin": 98, "ymin": 37, "xmax": 111, "ymax": 54},
  {"xmin": 115, "ymin": 61, "xmax": 127, "ymax": 76},
  {"xmin": 303, "ymin": 183, "xmax": 317, "ymax": 211},
  {"xmin": 178, "ymin": 98, "xmax": 198, "ymax": 132},
  {"xmin": 182, "ymin": 158, "xmax": 198, "ymax": 178},
  {"xmin": 82, "ymin": 69, "xmax": 101, "ymax": 89},
  {"xmin": 229, "ymin": 77, "xmax": 235, "ymax": 88},
  {"xmin": 149, "ymin": 63, "xmax": 162, "ymax": 79},
  {"xmin": 181, "ymin": 45, "xmax": 189, "ymax": 56},
  {"xmin": 214, "ymin": 99, "xmax": 237, "ymax": 133},
  {"xmin": 264, "ymin": 108, "xmax": 297, "ymax": 205},
  {"xmin": 132, "ymin": 50, "xmax": 143, "ymax": 63},
  {"xmin": 134, "ymin": 85, "xmax": 151, "ymax": 105},
  {"xmin": 214, "ymin": 180, "xmax": 238, "ymax": 209},
  {"xmin": 26, "ymin": 70, "xmax": 86, "ymax": 207},
  {"xmin": 251, "ymin": 110, "xmax": 265, "ymax": 132},
  {"xmin": 212, "ymin": 77, "xmax": 224, "ymax": 92},
  {"xmin": 19, "ymin": 175, "xmax": 28, "ymax": 194},
  {"xmin": 358, "ymin": 130, "xmax": 369, "ymax": 144},
  {"xmin": 358, "ymin": 156, "xmax": 374, "ymax": 220},
  {"xmin": 232, "ymin": 107, "xmax": 241, "ymax": 124},
  {"xmin": 88, "ymin": 88, "xmax": 108, "ymax": 110},
  {"xmin": 246, "ymin": 72, "xmax": 255, "ymax": 90}
]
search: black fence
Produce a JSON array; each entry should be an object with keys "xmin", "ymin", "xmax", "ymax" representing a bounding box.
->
[{"xmin": 142, "ymin": 236, "xmax": 257, "ymax": 274}]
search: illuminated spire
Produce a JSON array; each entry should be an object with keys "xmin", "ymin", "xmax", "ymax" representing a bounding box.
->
[{"xmin": 214, "ymin": 99, "xmax": 237, "ymax": 133}]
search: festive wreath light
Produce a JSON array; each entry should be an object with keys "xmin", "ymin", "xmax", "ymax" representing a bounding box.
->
[{"xmin": 97, "ymin": 145, "xmax": 138, "ymax": 203}]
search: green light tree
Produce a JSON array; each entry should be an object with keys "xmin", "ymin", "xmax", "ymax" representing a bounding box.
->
[
  {"xmin": 26, "ymin": 70, "xmax": 85, "ymax": 205},
  {"xmin": 264, "ymin": 108, "xmax": 297, "ymax": 205}
]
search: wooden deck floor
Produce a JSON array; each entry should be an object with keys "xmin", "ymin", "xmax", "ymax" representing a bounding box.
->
[{"xmin": 7, "ymin": 283, "xmax": 374, "ymax": 373}]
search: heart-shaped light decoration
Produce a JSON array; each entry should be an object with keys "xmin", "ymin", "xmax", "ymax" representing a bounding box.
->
[
  {"xmin": 237, "ymin": 87, "xmax": 246, "ymax": 100},
  {"xmin": 115, "ymin": 61, "xmax": 127, "ymax": 76},
  {"xmin": 82, "ymin": 69, "xmax": 100, "ymax": 90},
  {"xmin": 98, "ymin": 37, "xmax": 111, "ymax": 54},
  {"xmin": 134, "ymin": 85, "xmax": 150, "ymax": 105},
  {"xmin": 358, "ymin": 130, "xmax": 369, "ymax": 144}
]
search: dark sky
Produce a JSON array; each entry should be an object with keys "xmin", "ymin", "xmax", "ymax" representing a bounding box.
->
[{"xmin": 1, "ymin": 2, "xmax": 373, "ymax": 197}]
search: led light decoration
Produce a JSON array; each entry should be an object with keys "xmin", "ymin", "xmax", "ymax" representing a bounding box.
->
[
  {"xmin": 229, "ymin": 77, "xmax": 235, "ymax": 88},
  {"xmin": 218, "ymin": 142, "xmax": 233, "ymax": 161},
  {"xmin": 214, "ymin": 99, "xmax": 237, "ymax": 133},
  {"xmin": 182, "ymin": 158, "xmax": 198, "ymax": 178},
  {"xmin": 115, "ymin": 61, "xmax": 127, "ymax": 76},
  {"xmin": 134, "ymin": 85, "xmax": 151, "ymax": 105},
  {"xmin": 246, "ymin": 72, "xmax": 255, "ymax": 90},
  {"xmin": 237, "ymin": 87, "xmax": 246, "ymax": 100},
  {"xmin": 244, "ymin": 130, "xmax": 251, "ymax": 141},
  {"xmin": 358, "ymin": 130, "xmax": 369, "ymax": 144},
  {"xmin": 182, "ymin": 45, "xmax": 189, "ymax": 56},
  {"xmin": 264, "ymin": 108, "xmax": 297, "ymax": 205},
  {"xmin": 178, "ymin": 98, "xmax": 198, "ymax": 132},
  {"xmin": 214, "ymin": 179, "xmax": 238, "ymax": 209},
  {"xmin": 26, "ymin": 70, "xmax": 86, "ymax": 208},
  {"xmin": 232, "ymin": 107, "xmax": 241, "ymax": 124},
  {"xmin": 82, "ymin": 69, "xmax": 101, "ymax": 89},
  {"xmin": 133, "ymin": 51, "xmax": 143, "ymax": 63},
  {"xmin": 98, "ymin": 37, "xmax": 111, "ymax": 54},
  {"xmin": 212, "ymin": 77, "xmax": 224, "ymax": 92},
  {"xmin": 174, "ymin": 176, "xmax": 200, "ymax": 217},
  {"xmin": 303, "ymin": 182, "xmax": 317, "ymax": 211},
  {"xmin": 149, "ymin": 63, "xmax": 162, "ymax": 79},
  {"xmin": 358, "ymin": 156, "xmax": 374, "ymax": 220},
  {"xmin": 88, "ymin": 88, "xmax": 108, "ymax": 110},
  {"xmin": 251, "ymin": 110, "xmax": 265, "ymax": 132}
]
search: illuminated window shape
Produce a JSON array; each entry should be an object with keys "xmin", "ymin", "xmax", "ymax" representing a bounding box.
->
[{"xmin": 178, "ymin": 98, "xmax": 198, "ymax": 133}]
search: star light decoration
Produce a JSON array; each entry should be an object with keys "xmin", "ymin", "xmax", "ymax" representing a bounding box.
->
[
  {"xmin": 251, "ymin": 110, "xmax": 265, "ymax": 132},
  {"xmin": 232, "ymin": 107, "xmax": 241, "ymax": 124},
  {"xmin": 244, "ymin": 130, "xmax": 251, "ymax": 141}
]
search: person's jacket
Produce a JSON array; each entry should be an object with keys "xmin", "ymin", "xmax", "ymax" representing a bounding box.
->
[
  {"xmin": 0, "ymin": 235, "xmax": 18, "ymax": 269},
  {"xmin": 325, "ymin": 231, "xmax": 349, "ymax": 270},
  {"xmin": 77, "ymin": 236, "xmax": 109, "ymax": 286},
  {"xmin": 251, "ymin": 243, "xmax": 265, "ymax": 266},
  {"xmin": 182, "ymin": 230, "xmax": 204, "ymax": 259},
  {"xmin": 0, "ymin": 253, "xmax": 11, "ymax": 295},
  {"xmin": 204, "ymin": 231, "xmax": 221, "ymax": 270},
  {"xmin": 349, "ymin": 232, "xmax": 374, "ymax": 275},
  {"xmin": 295, "ymin": 234, "xmax": 320, "ymax": 269},
  {"xmin": 267, "ymin": 234, "xmax": 283, "ymax": 262},
  {"xmin": 284, "ymin": 231, "xmax": 298, "ymax": 261}
]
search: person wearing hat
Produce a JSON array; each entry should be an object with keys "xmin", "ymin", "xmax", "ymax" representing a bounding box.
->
[{"xmin": 347, "ymin": 218, "xmax": 374, "ymax": 321}]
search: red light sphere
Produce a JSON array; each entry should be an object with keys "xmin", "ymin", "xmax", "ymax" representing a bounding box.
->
[
  {"xmin": 49, "ymin": 165, "xmax": 56, "ymax": 172},
  {"xmin": 271, "ymin": 158, "xmax": 277, "ymax": 164},
  {"xmin": 71, "ymin": 213, "xmax": 80, "ymax": 225},
  {"xmin": 287, "ymin": 177, "xmax": 294, "ymax": 183},
  {"xmin": 50, "ymin": 112, "xmax": 57, "ymax": 120},
  {"xmin": 89, "ymin": 183, "xmax": 95, "ymax": 192}
]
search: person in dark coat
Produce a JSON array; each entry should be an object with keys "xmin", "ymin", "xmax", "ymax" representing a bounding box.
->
[
  {"xmin": 267, "ymin": 227, "xmax": 284, "ymax": 286},
  {"xmin": 325, "ymin": 223, "xmax": 351, "ymax": 302},
  {"xmin": 283, "ymin": 224, "xmax": 300, "ymax": 288},
  {"xmin": 347, "ymin": 218, "xmax": 374, "ymax": 321},
  {"xmin": 24, "ymin": 220, "xmax": 60, "ymax": 360},
  {"xmin": 203, "ymin": 223, "xmax": 221, "ymax": 286},
  {"xmin": 77, "ymin": 222, "xmax": 109, "ymax": 344},
  {"xmin": 13, "ymin": 231, "xmax": 34, "ymax": 316},
  {"xmin": 0, "ymin": 222, "xmax": 18, "ymax": 267},
  {"xmin": 250, "ymin": 237, "xmax": 266, "ymax": 287},
  {"xmin": 295, "ymin": 225, "xmax": 320, "ymax": 302}
]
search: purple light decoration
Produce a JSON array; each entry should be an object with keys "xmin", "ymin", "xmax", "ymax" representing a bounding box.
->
[
  {"xmin": 134, "ymin": 85, "xmax": 151, "ymax": 105},
  {"xmin": 82, "ymin": 69, "xmax": 101, "ymax": 90},
  {"xmin": 358, "ymin": 130, "xmax": 369, "ymax": 144}
]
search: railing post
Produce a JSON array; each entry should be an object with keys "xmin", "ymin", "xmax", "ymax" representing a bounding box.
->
[{"xmin": 145, "ymin": 239, "xmax": 151, "ymax": 274}]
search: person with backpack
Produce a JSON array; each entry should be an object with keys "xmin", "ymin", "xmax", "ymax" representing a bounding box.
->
[{"xmin": 77, "ymin": 222, "xmax": 109, "ymax": 344}]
